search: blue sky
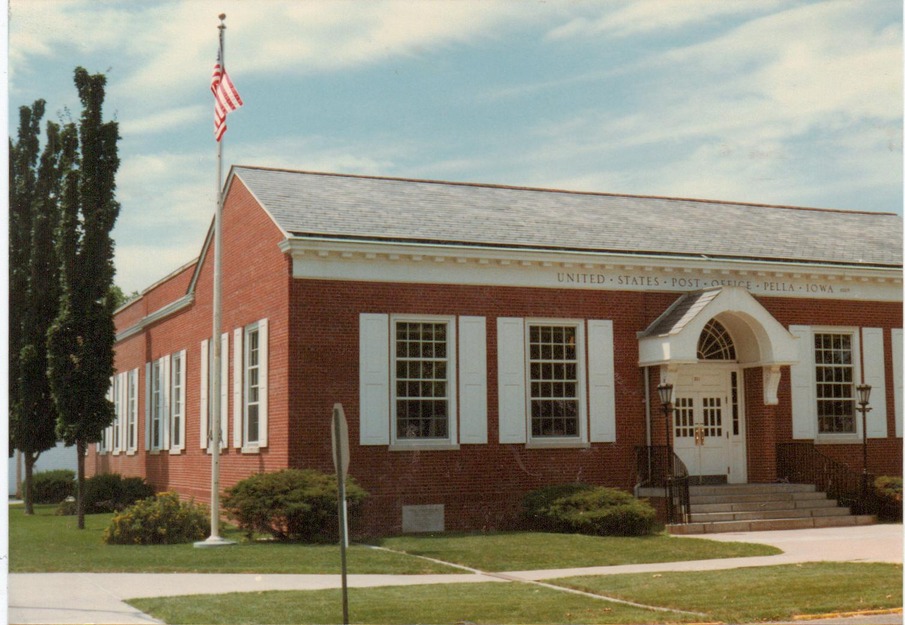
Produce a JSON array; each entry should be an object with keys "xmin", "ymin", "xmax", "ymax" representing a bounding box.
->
[{"xmin": 8, "ymin": 0, "xmax": 903, "ymax": 294}]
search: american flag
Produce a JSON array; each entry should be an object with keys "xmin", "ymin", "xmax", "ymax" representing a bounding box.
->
[{"xmin": 211, "ymin": 49, "xmax": 243, "ymax": 141}]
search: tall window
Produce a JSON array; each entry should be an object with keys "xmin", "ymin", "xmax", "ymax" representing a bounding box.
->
[
  {"xmin": 170, "ymin": 352, "xmax": 183, "ymax": 449},
  {"xmin": 394, "ymin": 320, "xmax": 450, "ymax": 440},
  {"xmin": 127, "ymin": 369, "xmax": 138, "ymax": 452},
  {"xmin": 245, "ymin": 325, "xmax": 261, "ymax": 445},
  {"xmin": 814, "ymin": 333, "xmax": 855, "ymax": 434},
  {"xmin": 529, "ymin": 324, "xmax": 579, "ymax": 438},
  {"xmin": 112, "ymin": 375, "xmax": 121, "ymax": 452},
  {"xmin": 151, "ymin": 360, "xmax": 163, "ymax": 450}
]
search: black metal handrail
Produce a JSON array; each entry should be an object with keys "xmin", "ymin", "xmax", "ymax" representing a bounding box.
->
[
  {"xmin": 635, "ymin": 445, "xmax": 691, "ymax": 524},
  {"xmin": 777, "ymin": 442, "xmax": 876, "ymax": 514}
]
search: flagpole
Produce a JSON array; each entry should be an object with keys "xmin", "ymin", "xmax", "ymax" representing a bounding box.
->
[{"xmin": 196, "ymin": 12, "xmax": 234, "ymax": 548}]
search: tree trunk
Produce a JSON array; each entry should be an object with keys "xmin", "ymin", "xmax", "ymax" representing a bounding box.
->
[
  {"xmin": 76, "ymin": 439, "xmax": 86, "ymax": 530},
  {"xmin": 23, "ymin": 452, "xmax": 36, "ymax": 515}
]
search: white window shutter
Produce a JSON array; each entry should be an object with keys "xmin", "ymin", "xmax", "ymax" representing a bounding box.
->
[
  {"xmin": 162, "ymin": 356, "xmax": 171, "ymax": 450},
  {"xmin": 893, "ymin": 329, "xmax": 903, "ymax": 438},
  {"xmin": 861, "ymin": 328, "xmax": 887, "ymax": 439},
  {"xmin": 220, "ymin": 332, "xmax": 229, "ymax": 447},
  {"xmin": 258, "ymin": 318, "xmax": 269, "ymax": 448},
  {"xmin": 359, "ymin": 314, "xmax": 390, "ymax": 445},
  {"xmin": 588, "ymin": 320, "xmax": 617, "ymax": 443},
  {"xmin": 144, "ymin": 362, "xmax": 151, "ymax": 451},
  {"xmin": 459, "ymin": 316, "xmax": 487, "ymax": 444},
  {"xmin": 789, "ymin": 325, "xmax": 816, "ymax": 440},
  {"xmin": 497, "ymin": 317, "xmax": 527, "ymax": 444},
  {"xmin": 233, "ymin": 328, "xmax": 243, "ymax": 448},
  {"xmin": 200, "ymin": 339, "xmax": 209, "ymax": 449}
]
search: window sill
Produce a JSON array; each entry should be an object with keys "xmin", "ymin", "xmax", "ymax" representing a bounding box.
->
[
  {"xmin": 389, "ymin": 442, "xmax": 460, "ymax": 452},
  {"xmin": 126, "ymin": 450, "xmax": 137, "ymax": 456},
  {"xmin": 526, "ymin": 440, "xmax": 590, "ymax": 450},
  {"xmin": 815, "ymin": 435, "xmax": 862, "ymax": 445},
  {"xmin": 169, "ymin": 448, "xmax": 183, "ymax": 456},
  {"xmin": 241, "ymin": 445, "xmax": 261, "ymax": 454}
]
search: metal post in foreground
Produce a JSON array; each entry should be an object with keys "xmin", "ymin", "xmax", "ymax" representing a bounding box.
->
[
  {"xmin": 332, "ymin": 404, "xmax": 350, "ymax": 625},
  {"xmin": 196, "ymin": 13, "xmax": 235, "ymax": 548}
]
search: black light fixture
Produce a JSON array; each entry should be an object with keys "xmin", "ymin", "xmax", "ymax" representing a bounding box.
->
[
  {"xmin": 657, "ymin": 382, "xmax": 674, "ymax": 481},
  {"xmin": 856, "ymin": 384, "xmax": 872, "ymax": 503},
  {"xmin": 856, "ymin": 384, "xmax": 872, "ymax": 407},
  {"xmin": 657, "ymin": 382, "xmax": 674, "ymax": 407}
]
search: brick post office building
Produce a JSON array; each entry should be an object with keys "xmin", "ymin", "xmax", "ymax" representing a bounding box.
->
[{"xmin": 91, "ymin": 165, "xmax": 903, "ymax": 534}]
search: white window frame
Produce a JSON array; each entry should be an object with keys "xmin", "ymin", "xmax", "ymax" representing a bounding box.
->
[
  {"xmin": 812, "ymin": 326, "xmax": 861, "ymax": 443},
  {"xmin": 244, "ymin": 322, "xmax": 262, "ymax": 447},
  {"xmin": 127, "ymin": 368, "xmax": 138, "ymax": 454},
  {"xmin": 149, "ymin": 359, "xmax": 165, "ymax": 452},
  {"xmin": 111, "ymin": 374, "xmax": 121, "ymax": 454},
  {"xmin": 390, "ymin": 315, "xmax": 458, "ymax": 449},
  {"xmin": 524, "ymin": 319, "xmax": 588, "ymax": 447},
  {"xmin": 169, "ymin": 350, "xmax": 186, "ymax": 453}
]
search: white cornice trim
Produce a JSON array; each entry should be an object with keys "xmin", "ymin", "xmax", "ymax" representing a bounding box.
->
[
  {"xmin": 116, "ymin": 294, "xmax": 194, "ymax": 342},
  {"xmin": 279, "ymin": 236, "xmax": 902, "ymax": 293}
]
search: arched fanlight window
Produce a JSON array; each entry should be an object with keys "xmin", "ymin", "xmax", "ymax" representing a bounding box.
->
[{"xmin": 697, "ymin": 319, "xmax": 736, "ymax": 361}]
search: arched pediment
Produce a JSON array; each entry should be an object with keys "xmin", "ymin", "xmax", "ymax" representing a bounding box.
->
[{"xmin": 637, "ymin": 287, "xmax": 800, "ymax": 404}]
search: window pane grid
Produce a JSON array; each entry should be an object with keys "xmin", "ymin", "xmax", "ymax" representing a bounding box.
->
[
  {"xmin": 814, "ymin": 333, "xmax": 855, "ymax": 434},
  {"xmin": 246, "ymin": 328, "xmax": 260, "ymax": 444},
  {"xmin": 529, "ymin": 324, "xmax": 579, "ymax": 437},
  {"xmin": 674, "ymin": 397, "xmax": 694, "ymax": 438},
  {"xmin": 171, "ymin": 354, "xmax": 182, "ymax": 447},
  {"xmin": 395, "ymin": 322, "xmax": 449, "ymax": 440}
]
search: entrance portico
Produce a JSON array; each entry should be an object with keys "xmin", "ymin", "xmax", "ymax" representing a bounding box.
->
[{"xmin": 638, "ymin": 287, "xmax": 800, "ymax": 483}]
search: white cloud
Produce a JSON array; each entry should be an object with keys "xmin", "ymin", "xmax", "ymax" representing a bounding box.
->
[
  {"xmin": 119, "ymin": 105, "xmax": 205, "ymax": 136},
  {"xmin": 546, "ymin": 1, "xmax": 783, "ymax": 40}
]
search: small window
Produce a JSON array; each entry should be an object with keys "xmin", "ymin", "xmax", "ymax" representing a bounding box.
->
[{"xmin": 698, "ymin": 319, "xmax": 736, "ymax": 361}]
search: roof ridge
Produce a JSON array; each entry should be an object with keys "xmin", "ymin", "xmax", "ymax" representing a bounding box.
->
[{"xmin": 232, "ymin": 164, "xmax": 899, "ymax": 217}]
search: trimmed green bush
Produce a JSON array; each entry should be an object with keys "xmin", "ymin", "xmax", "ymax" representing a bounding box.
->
[
  {"xmin": 78, "ymin": 473, "xmax": 155, "ymax": 514},
  {"xmin": 223, "ymin": 469, "xmax": 367, "ymax": 542},
  {"xmin": 523, "ymin": 483, "xmax": 657, "ymax": 536},
  {"xmin": 31, "ymin": 469, "xmax": 76, "ymax": 504},
  {"xmin": 875, "ymin": 476, "xmax": 902, "ymax": 522},
  {"xmin": 104, "ymin": 492, "xmax": 210, "ymax": 545}
]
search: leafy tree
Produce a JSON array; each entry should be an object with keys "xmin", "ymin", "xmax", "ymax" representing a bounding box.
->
[
  {"xmin": 9, "ymin": 101, "xmax": 44, "ymax": 461},
  {"xmin": 9, "ymin": 101, "xmax": 75, "ymax": 513},
  {"xmin": 14, "ymin": 119, "xmax": 72, "ymax": 514},
  {"xmin": 47, "ymin": 68, "xmax": 121, "ymax": 529}
]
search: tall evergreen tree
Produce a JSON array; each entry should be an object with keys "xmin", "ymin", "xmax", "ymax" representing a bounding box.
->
[
  {"xmin": 14, "ymin": 119, "xmax": 70, "ymax": 514},
  {"xmin": 9, "ymin": 101, "xmax": 44, "ymax": 471},
  {"xmin": 47, "ymin": 68, "xmax": 121, "ymax": 529}
]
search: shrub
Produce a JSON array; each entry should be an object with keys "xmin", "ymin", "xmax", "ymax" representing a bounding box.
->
[
  {"xmin": 223, "ymin": 469, "xmax": 367, "ymax": 542},
  {"xmin": 523, "ymin": 483, "xmax": 657, "ymax": 537},
  {"xmin": 874, "ymin": 476, "xmax": 903, "ymax": 522},
  {"xmin": 31, "ymin": 469, "xmax": 76, "ymax": 504},
  {"xmin": 82, "ymin": 473, "xmax": 155, "ymax": 514},
  {"xmin": 104, "ymin": 492, "xmax": 210, "ymax": 545}
]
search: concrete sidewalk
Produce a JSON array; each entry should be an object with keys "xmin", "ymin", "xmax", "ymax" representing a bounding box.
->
[{"xmin": 8, "ymin": 524, "xmax": 903, "ymax": 625}]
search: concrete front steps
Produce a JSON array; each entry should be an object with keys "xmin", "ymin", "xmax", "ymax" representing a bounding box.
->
[{"xmin": 668, "ymin": 483, "xmax": 876, "ymax": 535}]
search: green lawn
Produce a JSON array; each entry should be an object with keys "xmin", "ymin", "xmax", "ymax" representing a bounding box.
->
[
  {"xmin": 556, "ymin": 562, "xmax": 904, "ymax": 623},
  {"xmin": 375, "ymin": 530, "xmax": 779, "ymax": 571},
  {"xmin": 129, "ymin": 563, "xmax": 903, "ymax": 625},
  {"xmin": 8, "ymin": 504, "xmax": 453, "ymax": 574},
  {"xmin": 10, "ymin": 504, "xmax": 780, "ymax": 574}
]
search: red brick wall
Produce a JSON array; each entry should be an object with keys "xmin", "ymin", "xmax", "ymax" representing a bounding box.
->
[
  {"xmin": 89, "ymin": 176, "xmax": 292, "ymax": 500},
  {"xmin": 93, "ymin": 182, "xmax": 902, "ymax": 537}
]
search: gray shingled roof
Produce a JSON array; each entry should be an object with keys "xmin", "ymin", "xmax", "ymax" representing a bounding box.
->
[
  {"xmin": 638, "ymin": 289, "xmax": 722, "ymax": 338},
  {"xmin": 233, "ymin": 166, "xmax": 902, "ymax": 268}
]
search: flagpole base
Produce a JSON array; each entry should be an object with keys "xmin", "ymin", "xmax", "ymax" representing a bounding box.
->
[{"xmin": 194, "ymin": 535, "xmax": 236, "ymax": 548}]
